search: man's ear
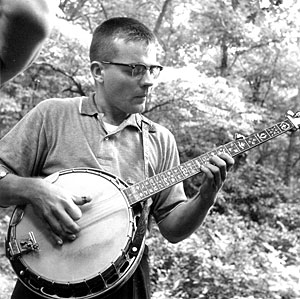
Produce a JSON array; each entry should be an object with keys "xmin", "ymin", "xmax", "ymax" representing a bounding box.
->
[{"xmin": 90, "ymin": 61, "xmax": 104, "ymax": 83}]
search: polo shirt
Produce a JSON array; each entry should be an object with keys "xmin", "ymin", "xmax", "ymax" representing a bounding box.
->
[{"xmin": 0, "ymin": 94, "xmax": 186, "ymax": 223}]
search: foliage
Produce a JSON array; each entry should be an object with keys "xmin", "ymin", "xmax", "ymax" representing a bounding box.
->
[
  {"xmin": 149, "ymin": 211, "xmax": 300, "ymax": 299},
  {"xmin": 221, "ymin": 162, "xmax": 290, "ymax": 223},
  {"xmin": 0, "ymin": 93, "xmax": 21, "ymax": 138}
]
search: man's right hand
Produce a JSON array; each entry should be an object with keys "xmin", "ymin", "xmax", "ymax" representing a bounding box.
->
[
  {"xmin": 29, "ymin": 179, "xmax": 92, "ymax": 245},
  {"xmin": 0, "ymin": 171, "xmax": 91, "ymax": 246}
]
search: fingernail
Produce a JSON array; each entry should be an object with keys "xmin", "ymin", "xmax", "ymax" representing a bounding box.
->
[
  {"xmin": 82, "ymin": 196, "xmax": 91, "ymax": 203},
  {"xmin": 57, "ymin": 239, "xmax": 63, "ymax": 246}
]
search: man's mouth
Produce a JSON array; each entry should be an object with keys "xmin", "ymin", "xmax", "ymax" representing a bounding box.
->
[{"xmin": 136, "ymin": 93, "xmax": 148, "ymax": 98}]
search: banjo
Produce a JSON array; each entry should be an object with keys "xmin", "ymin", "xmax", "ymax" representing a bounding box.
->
[{"xmin": 5, "ymin": 111, "xmax": 300, "ymax": 298}]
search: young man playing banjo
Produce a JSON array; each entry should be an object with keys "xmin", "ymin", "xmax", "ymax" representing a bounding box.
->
[{"xmin": 0, "ymin": 17, "xmax": 234, "ymax": 299}]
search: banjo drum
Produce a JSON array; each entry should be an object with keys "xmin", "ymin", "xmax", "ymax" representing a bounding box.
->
[{"xmin": 6, "ymin": 168, "xmax": 145, "ymax": 298}]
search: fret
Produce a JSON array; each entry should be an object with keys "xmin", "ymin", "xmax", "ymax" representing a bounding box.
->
[
  {"xmin": 123, "ymin": 186, "xmax": 142, "ymax": 205},
  {"xmin": 185, "ymin": 160, "xmax": 199, "ymax": 175},
  {"xmin": 216, "ymin": 145, "xmax": 231, "ymax": 156},
  {"xmin": 143, "ymin": 181, "xmax": 153, "ymax": 196},
  {"xmin": 199, "ymin": 153, "xmax": 210, "ymax": 164},
  {"xmin": 166, "ymin": 169, "xmax": 179, "ymax": 184},
  {"xmin": 179, "ymin": 164, "xmax": 190, "ymax": 176},
  {"xmin": 225, "ymin": 142, "xmax": 241, "ymax": 156},
  {"xmin": 245, "ymin": 134, "xmax": 260, "ymax": 147},
  {"xmin": 209, "ymin": 149, "xmax": 219, "ymax": 156},
  {"xmin": 160, "ymin": 172, "xmax": 172, "ymax": 186},
  {"xmin": 153, "ymin": 174, "xmax": 167, "ymax": 189},
  {"xmin": 266, "ymin": 125, "xmax": 282, "ymax": 137},
  {"xmin": 135, "ymin": 182, "xmax": 148, "ymax": 198},
  {"xmin": 147, "ymin": 177, "xmax": 159, "ymax": 190},
  {"xmin": 278, "ymin": 119, "xmax": 293, "ymax": 132},
  {"xmin": 256, "ymin": 130, "xmax": 271, "ymax": 142},
  {"xmin": 172, "ymin": 166, "xmax": 185, "ymax": 181},
  {"xmin": 146, "ymin": 177, "xmax": 159, "ymax": 193},
  {"xmin": 194, "ymin": 156, "xmax": 203, "ymax": 167},
  {"xmin": 235, "ymin": 139, "xmax": 250, "ymax": 152}
]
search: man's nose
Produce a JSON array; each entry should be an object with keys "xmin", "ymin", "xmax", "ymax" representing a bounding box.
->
[{"xmin": 140, "ymin": 70, "xmax": 155, "ymax": 86}]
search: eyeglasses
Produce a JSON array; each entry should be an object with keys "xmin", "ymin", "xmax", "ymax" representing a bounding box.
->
[{"xmin": 101, "ymin": 61, "xmax": 163, "ymax": 79}]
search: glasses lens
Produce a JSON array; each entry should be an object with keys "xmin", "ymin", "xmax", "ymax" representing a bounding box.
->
[
  {"xmin": 132, "ymin": 65, "xmax": 162, "ymax": 79},
  {"xmin": 132, "ymin": 65, "xmax": 146, "ymax": 78},
  {"xmin": 151, "ymin": 66, "xmax": 162, "ymax": 79}
]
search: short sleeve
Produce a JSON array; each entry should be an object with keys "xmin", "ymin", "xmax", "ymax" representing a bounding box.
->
[
  {"xmin": 149, "ymin": 126, "xmax": 187, "ymax": 223},
  {"xmin": 0, "ymin": 105, "xmax": 48, "ymax": 177}
]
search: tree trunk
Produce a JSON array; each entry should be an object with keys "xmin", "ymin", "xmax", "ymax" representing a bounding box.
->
[
  {"xmin": 284, "ymin": 87, "xmax": 300, "ymax": 186},
  {"xmin": 284, "ymin": 130, "xmax": 296, "ymax": 186},
  {"xmin": 153, "ymin": 0, "xmax": 172, "ymax": 36},
  {"xmin": 220, "ymin": 36, "xmax": 228, "ymax": 77}
]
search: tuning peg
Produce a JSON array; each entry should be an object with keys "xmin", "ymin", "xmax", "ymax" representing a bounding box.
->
[
  {"xmin": 286, "ymin": 110, "xmax": 295, "ymax": 117},
  {"xmin": 286, "ymin": 110, "xmax": 300, "ymax": 130}
]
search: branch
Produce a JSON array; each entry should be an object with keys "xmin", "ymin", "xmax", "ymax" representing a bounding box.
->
[
  {"xmin": 235, "ymin": 39, "xmax": 282, "ymax": 57},
  {"xmin": 97, "ymin": 0, "xmax": 108, "ymax": 20},
  {"xmin": 34, "ymin": 62, "xmax": 86, "ymax": 96},
  {"xmin": 144, "ymin": 99, "xmax": 174, "ymax": 114}
]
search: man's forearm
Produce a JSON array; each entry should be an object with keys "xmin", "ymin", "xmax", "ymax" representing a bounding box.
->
[
  {"xmin": 158, "ymin": 192, "xmax": 216, "ymax": 244},
  {"xmin": 0, "ymin": 171, "xmax": 44, "ymax": 207}
]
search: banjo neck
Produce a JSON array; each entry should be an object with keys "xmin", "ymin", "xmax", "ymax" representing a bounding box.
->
[{"xmin": 123, "ymin": 112, "xmax": 300, "ymax": 206}]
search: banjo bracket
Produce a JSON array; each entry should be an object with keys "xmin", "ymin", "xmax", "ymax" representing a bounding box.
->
[{"xmin": 7, "ymin": 231, "xmax": 39, "ymax": 259}]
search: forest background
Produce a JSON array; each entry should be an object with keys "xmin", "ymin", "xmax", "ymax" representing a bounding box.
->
[{"xmin": 0, "ymin": 0, "xmax": 300, "ymax": 298}]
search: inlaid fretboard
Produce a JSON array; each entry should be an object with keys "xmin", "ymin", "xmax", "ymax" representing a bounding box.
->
[{"xmin": 123, "ymin": 117, "xmax": 297, "ymax": 206}]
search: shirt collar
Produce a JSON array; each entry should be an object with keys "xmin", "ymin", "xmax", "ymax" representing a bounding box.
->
[
  {"xmin": 79, "ymin": 93, "xmax": 144, "ymax": 131},
  {"xmin": 79, "ymin": 93, "xmax": 99, "ymax": 116}
]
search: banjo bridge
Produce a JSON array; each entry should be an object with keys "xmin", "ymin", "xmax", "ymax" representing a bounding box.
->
[{"xmin": 7, "ymin": 231, "xmax": 39, "ymax": 259}]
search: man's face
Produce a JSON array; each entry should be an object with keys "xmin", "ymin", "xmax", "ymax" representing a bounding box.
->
[{"xmin": 99, "ymin": 39, "xmax": 159, "ymax": 121}]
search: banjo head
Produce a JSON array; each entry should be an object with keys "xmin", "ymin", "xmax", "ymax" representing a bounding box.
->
[{"xmin": 6, "ymin": 168, "xmax": 143, "ymax": 298}]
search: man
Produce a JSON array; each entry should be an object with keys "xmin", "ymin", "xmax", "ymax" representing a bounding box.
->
[
  {"xmin": 0, "ymin": 0, "xmax": 58, "ymax": 86},
  {"xmin": 0, "ymin": 17, "xmax": 234, "ymax": 298}
]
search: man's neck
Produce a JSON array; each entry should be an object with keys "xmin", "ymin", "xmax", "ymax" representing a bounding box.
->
[{"xmin": 93, "ymin": 92, "xmax": 129, "ymax": 126}]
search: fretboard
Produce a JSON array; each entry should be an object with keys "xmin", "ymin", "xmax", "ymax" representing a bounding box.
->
[{"xmin": 123, "ymin": 117, "xmax": 296, "ymax": 206}]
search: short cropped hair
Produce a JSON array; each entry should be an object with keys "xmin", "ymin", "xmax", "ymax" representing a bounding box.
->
[{"xmin": 89, "ymin": 17, "xmax": 156, "ymax": 62}]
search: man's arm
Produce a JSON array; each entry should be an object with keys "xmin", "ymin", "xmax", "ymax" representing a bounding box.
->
[
  {"xmin": 0, "ymin": 0, "xmax": 58, "ymax": 85},
  {"xmin": 158, "ymin": 153, "xmax": 234, "ymax": 243}
]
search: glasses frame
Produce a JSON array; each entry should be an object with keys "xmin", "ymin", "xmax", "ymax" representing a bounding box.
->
[{"xmin": 100, "ymin": 61, "xmax": 163, "ymax": 79}]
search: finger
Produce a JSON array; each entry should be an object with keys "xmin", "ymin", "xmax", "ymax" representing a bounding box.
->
[
  {"xmin": 208, "ymin": 164, "xmax": 223, "ymax": 187},
  {"xmin": 209, "ymin": 155, "xmax": 227, "ymax": 181},
  {"xmin": 65, "ymin": 201, "xmax": 82, "ymax": 221},
  {"xmin": 200, "ymin": 164, "xmax": 214, "ymax": 180},
  {"xmin": 73, "ymin": 195, "xmax": 92, "ymax": 206},
  {"xmin": 217, "ymin": 153, "xmax": 235, "ymax": 171},
  {"xmin": 51, "ymin": 231, "xmax": 64, "ymax": 246},
  {"xmin": 43, "ymin": 219, "xmax": 64, "ymax": 246},
  {"xmin": 43, "ymin": 211, "xmax": 65, "ymax": 245},
  {"xmin": 53, "ymin": 207, "xmax": 81, "ymax": 235},
  {"xmin": 201, "ymin": 163, "xmax": 222, "ymax": 188}
]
